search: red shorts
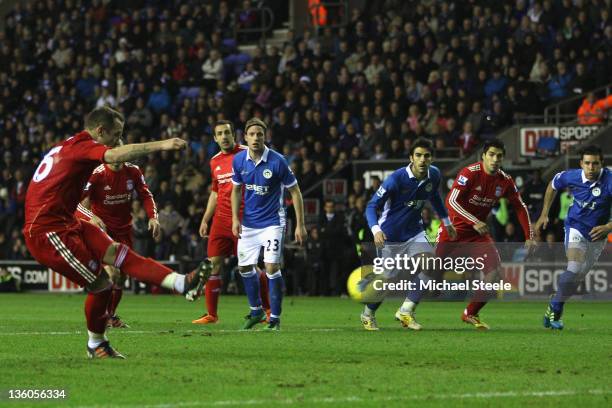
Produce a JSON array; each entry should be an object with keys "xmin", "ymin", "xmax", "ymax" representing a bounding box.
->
[
  {"xmin": 436, "ymin": 225, "xmax": 501, "ymax": 273},
  {"xmin": 107, "ymin": 229, "xmax": 133, "ymax": 248},
  {"xmin": 207, "ymin": 217, "xmax": 237, "ymax": 258},
  {"xmin": 24, "ymin": 220, "xmax": 115, "ymax": 286}
]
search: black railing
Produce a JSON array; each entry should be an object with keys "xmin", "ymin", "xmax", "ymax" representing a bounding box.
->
[{"xmin": 233, "ymin": 6, "xmax": 275, "ymax": 45}]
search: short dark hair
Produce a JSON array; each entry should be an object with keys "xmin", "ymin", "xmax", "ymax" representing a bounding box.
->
[
  {"xmin": 213, "ymin": 120, "xmax": 235, "ymax": 135},
  {"xmin": 578, "ymin": 145, "xmax": 603, "ymax": 161},
  {"xmin": 409, "ymin": 137, "xmax": 434, "ymax": 156},
  {"xmin": 85, "ymin": 106, "xmax": 124, "ymax": 130},
  {"xmin": 245, "ymin": 117, "xmax": 267, "ymax": 133},
  {"xmin": 482, "ymin": 139, "xmax": 506, "ymax": 156}
]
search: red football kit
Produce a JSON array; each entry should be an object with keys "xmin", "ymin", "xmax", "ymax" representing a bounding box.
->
[
  {"xmin": 436, "ymin": 162, "xmax": 533, "ymax": 272},
  {"xmin": 23, "ymin": 132, "xmax": 117, "ymax": 286},
  {"xmin": 207, "ymin": 144, "xmax": 246, "ymax": 257},
  {"xmin": 76, "ymin": 163, "xmax": 157, "ymax": 248}
]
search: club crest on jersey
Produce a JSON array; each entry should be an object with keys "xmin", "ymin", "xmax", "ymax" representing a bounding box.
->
[
  {"xmin": 263, "ymin": 169, "xmax": 273, "ymax": 179},
  {"xmin": 458, "ymin": 175, "xmax": 468, "ymax": 186},
  {"xmin": 127, "ymin": 179, "xmax": 134, "ymax": 191},
  {"xmin": 495, "ymin": 186, "xmax": 502, "ymax": 197},
  {"xmin": 592, "ymin": 187, "xmax": 601, "ymax": 197},
  {"xmin": 425, "ymin": 182, "xmax": 432, "ymax": 192}
]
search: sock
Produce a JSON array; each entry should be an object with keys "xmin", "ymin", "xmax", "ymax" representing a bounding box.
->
[
  {"xmin": 116, "ymin": 246, "xmax": 173, "ymax": 286},
  {"xmin": 259, "ymin": 270, "xmax": 271, "ymax": 311},
  {"xmin": 551, "ymin": 270, "xmax": 579, "ymax": 315},
  {"xmin": 465, "ymin": 301, "xmax": 486, "ymax": 316},
  {"xmin": 405, "ymin": 272, "xmax": 431, "ymax": 305},
  {"xmin": 240, "ymin": 269, "xmax": 262, "ymax": 315},
  {"xmin": 87, "ymin": 330, "xmax": 107, "ymax": 349},
  {"xmin": 399, "ymin": 299, "xmax": 417, "ymax": 313},
  {"xmin": 160, "ymin": 273, "xmax": 186, "ymax": 293},
  {"xmin": 267, "ymin": 271, "xmax": 284, "ymax": 321},
  {"xmin": 107, "ymin": 285, "xmax": 123, "ymax": 317},
  {"xmin": 364, "ymin": 302, "xmax": 382, "ymax": 316},
  {"xmin": 84, "ymin": 288, "xmax": 112, "ymax": 344},
  {"xmin": 205, "ymin": 275, "xmax": 222, "ymax": 317}
]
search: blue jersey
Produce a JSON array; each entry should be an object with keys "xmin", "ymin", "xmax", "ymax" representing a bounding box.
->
[
  {"xmin": 552, "ymin": 168, "xmax": 612, "ymax": 240},
  {"xmin": 231, "ymin": 146, "xmax": 297, "ymax": 229},
  {"xmin": 366, "ymin": 165, "xmax": 449, "ymax": 242}
]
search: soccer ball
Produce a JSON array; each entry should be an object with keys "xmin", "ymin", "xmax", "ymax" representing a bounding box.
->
[{"xmin": 346, "ymin": 265, "xmax": 385, "ymax": 303}]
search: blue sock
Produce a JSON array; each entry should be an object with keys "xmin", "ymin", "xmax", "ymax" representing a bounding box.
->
[
  {"xmin": 365, "ymin": 302, "xmax": 382, "ymax": 315},
  {"xmin": 551, "ymin": 270, "xmax": 579, "ymax": 316},
  {"xmin": 267, "ymin": 271, "xmax": 284, "ymax": 322},
  {"xmin": 406, "ymin": 272, "xmax": 431, "ymax": 303},
  {"xmin": 240, "ymin": 269, "xmax": 262, "ymax": 315}
]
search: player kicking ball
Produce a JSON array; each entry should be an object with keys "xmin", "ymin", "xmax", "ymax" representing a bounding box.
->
[
  {"xmin": 535, "ymin": 145, "xmax": 611, "ymax": 330},
  {"xmin": 362, "ymin": 138, "xmax": 457, "ymax": 331},
  {"xmin": 23, "ymin": 107, "xmax": 208, "ymax": 359},
  {"xmin": 192, "ymin": 120, "xmax": 270, "ymax": 325},
  {"xmin": 436, "ymin": 140, "xmax": 536, "ymax": 330},
  {"xmin": 230, "ymin": 118, "xmax": 307, "ymax": 331},
  {"xmin": 76, "ymin": 139, "xmax": 161, "ymax": 329}
]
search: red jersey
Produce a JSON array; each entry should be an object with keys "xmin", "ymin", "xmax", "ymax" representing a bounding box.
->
[
  {"xmin": 76, "ymin": 163, "xmax": 157, "ymax": 234},
  {"xmin": 210, "ymin": 144, "xmax": 246, "ymax": 219},
  {"xmin": 446, "ymin": 162, "xmax": 533, "ymax": 240},
  {"xmin": 24, "ymin": 131, "xmax": 110, "ymax": 236}
]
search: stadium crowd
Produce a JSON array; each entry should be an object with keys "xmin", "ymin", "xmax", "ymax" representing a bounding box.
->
[{"xmin": 1, "ymin": 0, "xmax": 611, "ymax": 294}]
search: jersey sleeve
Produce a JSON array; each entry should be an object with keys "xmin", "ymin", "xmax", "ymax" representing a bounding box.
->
[
  {"xmin": 430, "ymin": 174, "xmax": 450, "ymax": 224},
  {"xmin": 134, "ymin": 168, "xmax": 158, "ymax": 219},
  {"xmin": 73, "ymin": 138, "xmax": 110, "ymax": 163},
  {"xmin": 452, "ymin": 167, "xmax": 472, "ymax": 191},
  {"xmin": 504, "ymin": 177, "xmax": 534, "ymax": 240},
  {"xmin": 551, "ymin": 171, "xmax": 569, "ymax": 190},
  {"xmin": 231, "ymin": 155, "xmax": 243, "ymax": 185},
  {"xmin": 365, "ymin": 176, "xmax": 396, "ymax": 234},
  {"xmin": 278, "ymin": 157, "xmax": 298, "ymax": 188}
]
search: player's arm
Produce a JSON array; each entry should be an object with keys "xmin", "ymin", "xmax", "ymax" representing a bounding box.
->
[
  {"xmin": 200, "ymin": 191, "xmax": 218, "ymax": 238},
  {"xmin": 506, "ymin": 180, "xmax": 536, "ymax": 252},
  {"xmin": 288, "ymin": 184, "xmax": 306, "ymax": 245},
  {"xmin": 448, "ymin": 187, "xmax": 487, "ymax": 235},
  {"xmin": 76, "ymin": 179, "xmax": 107, "ymax": 231},
  {"xmin": 430, "ymin": 177, "xmax": 457, "ymax": 240},
  {"xmin": 134, "ymin": 169, "xmax": 160, "ymax": 239},
  {"xmin": 365, "ymin": 179, "xmax": 395, "ymax": 248},
  {"xmin": 103, "ymin": 138, "xmax": 187, "ymax": 163},
  {"xmin": 535, "ymin": 172, "xmax": 565, "ymax": 234},
  {"xmin": 230, "ymin": 184, "xmax": 242, "ymax": 238}
]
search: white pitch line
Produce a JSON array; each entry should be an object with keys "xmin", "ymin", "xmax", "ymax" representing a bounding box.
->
[
  {"xmin": 0, "ymin": 328, "xmax": 342, "ymax": 336},
  {"xmin": 72, "ymin": 389, "xmax": 612, "ymax": 408}
]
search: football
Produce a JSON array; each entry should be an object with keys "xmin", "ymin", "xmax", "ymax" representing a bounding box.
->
[{"xmin": 346, "ymin": 265, "xmax": 385, "ymax": 303}]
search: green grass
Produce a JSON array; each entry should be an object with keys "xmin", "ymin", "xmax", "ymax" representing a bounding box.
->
[{"xmin": 1, "ymin": 294, "xmax": 611, "ymax": 407}]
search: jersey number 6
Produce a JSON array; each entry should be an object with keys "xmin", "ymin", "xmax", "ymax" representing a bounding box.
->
[{"xmin": 32, "ymin": 146, "xmax": 63, "ymax": 183}]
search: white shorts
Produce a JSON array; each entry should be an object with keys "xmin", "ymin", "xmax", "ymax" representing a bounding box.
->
[
  {"xmin": 564, "ymin": 227, "xmax": 606, "ymax": 277},
  {"xmin": 378, "ymin": 231, "xmax": 433, "ymax": 278},
  {"xmin": 237, "ymin": 225, "xmax": 285, "ymax": 266}
]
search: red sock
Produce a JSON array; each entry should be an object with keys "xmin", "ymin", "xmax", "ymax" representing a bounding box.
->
[
  {"xmin": 466, "ymin": 301, "xmax": 487, "ymax": 316},
  {"xmin": 116, "ymin": 246, "xmax": 172, "ymax": 286},
  {"xmin": 259, "ymin": 271, "xmax": 270, "ymax": 311},
  {"xmin": 85, "ymin": 289, "xmax": 112, "ymax": 334},
  {"xmin": 205, "ymin": 275, "xmax": 222, "ymax": 317},
  {"xmin": 107, "ymin": 285, "xmax": 123, "ymax": 316}
]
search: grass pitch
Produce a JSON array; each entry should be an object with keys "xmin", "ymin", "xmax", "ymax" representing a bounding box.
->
[{"xmin": 1, "ymin": 294, "xmax": 611, "ymax": 407}]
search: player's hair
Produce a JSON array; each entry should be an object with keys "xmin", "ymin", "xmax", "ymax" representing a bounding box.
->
[
  {"xmin": 85, "ymin": 106, "xmax": 124, "ymax": 130},
  {"xmin": 409, "ymin": 138, "xmax": 434, "ymax": 156},
  {"xmin": 482, "ymin": 139, "xmax": 506, "ymax": 156},
  {"xmin": 213, "ymin": 120, "xmax": 235, "ymax": 135},
  {"xmin": 578, "ymin": 145, "xmax": 603, "ymax": 161},
  {"xmin": 245, "ymin": 117, "xmax": 267, "ymax": 133}
]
